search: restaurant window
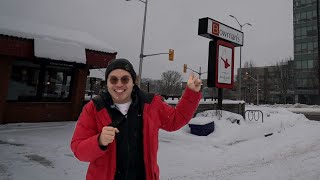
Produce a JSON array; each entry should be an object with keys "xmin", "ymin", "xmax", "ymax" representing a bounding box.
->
[
  {"xmin": 7, "ymin": 59, "xmax": 74, "ymax": 102},
  {"xmin": 7, "ymin": 61, "xmax": 40, "ymax": 101},
  {"xmin": 42, "ymin": 64, "xmax": 73, "ymax": 100}
]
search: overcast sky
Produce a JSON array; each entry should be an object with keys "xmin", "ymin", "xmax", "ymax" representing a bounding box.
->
[{"xmin": 0, "ymin": 0, "xmax": 293, "ymax": 80}]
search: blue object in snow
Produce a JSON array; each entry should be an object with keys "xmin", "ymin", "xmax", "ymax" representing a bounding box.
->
[{"xmin": 189, "ymin": 121, "xmax": 215, "ymax": 136}]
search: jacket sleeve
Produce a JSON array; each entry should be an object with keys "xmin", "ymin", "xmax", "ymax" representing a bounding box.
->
[
  {"xmin": 156, "ymin": 87, "xmax": 202, "ymax": 131},
  {"xmin": 70, "ymin": 101, "xmax": 106, "ymax": 162}
]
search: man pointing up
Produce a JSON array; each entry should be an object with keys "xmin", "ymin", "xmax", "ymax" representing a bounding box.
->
[{"xmin": 71, "ymin": 58, "xmax": 202, "ymax": 180}]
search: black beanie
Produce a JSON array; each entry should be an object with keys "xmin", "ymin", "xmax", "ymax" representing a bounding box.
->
[{"xmin": 105, "ymin": 58, "xmax": 137, "ymax": 84}]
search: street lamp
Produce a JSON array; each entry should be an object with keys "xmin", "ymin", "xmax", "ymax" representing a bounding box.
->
[
  {"xmin": 126, "ymin": 0, "xmax": 148, "ymax": 87},
  {"xmin": 245, "ymin": 72, "xmax": 259, "ymax": 105},
  {"xmin": 229, "ymin": 15, "xmax": 252, "ymax": 100}
]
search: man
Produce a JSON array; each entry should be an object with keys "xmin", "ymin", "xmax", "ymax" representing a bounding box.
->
[{"xmin": 70, "ymin": 58, "xmax": 202, "ymax": 180}]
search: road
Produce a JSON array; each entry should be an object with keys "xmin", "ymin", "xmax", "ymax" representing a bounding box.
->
[
  {"xmin": 286, "ymin": 108, "xmax": 320, "ymax": 121},
  {"xmin": 302, "ymin": 114, "xmax": 320, "ymax": 121}
]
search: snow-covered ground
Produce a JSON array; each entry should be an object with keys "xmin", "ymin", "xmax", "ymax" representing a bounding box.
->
[{"xmin": 1, "ymin": 105, "xmax": 320, "ymax": 180}]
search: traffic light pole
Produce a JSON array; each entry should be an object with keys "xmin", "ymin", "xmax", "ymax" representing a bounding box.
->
[
  {"xmin": 126, "ymin": 0, "xmax": 174, "ymax": 87},
  {"xmin": 143, "ymin": 52, "xmax": 169, "ymax": 57},
  {"xmin": 137, "ymin": 0, "xmax": 148, "ymax": 88},
  {"xmin": 184, "ymin": 66, "xmax": 207, "ymax": 79}
]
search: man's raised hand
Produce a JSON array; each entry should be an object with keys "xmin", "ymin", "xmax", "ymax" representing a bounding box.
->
[{"xmin": 187, "ymin": 72, "xmax": 202, "ymax": 92}]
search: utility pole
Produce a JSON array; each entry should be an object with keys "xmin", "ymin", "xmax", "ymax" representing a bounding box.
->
[{"xmin": 229, "ymin": 15, "xmax": 252, "ymax": 100}]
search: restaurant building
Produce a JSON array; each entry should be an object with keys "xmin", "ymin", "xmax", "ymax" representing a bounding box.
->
[{"xmin": 0, "ymin": 17, "xmax": 116, "ymax": 124}]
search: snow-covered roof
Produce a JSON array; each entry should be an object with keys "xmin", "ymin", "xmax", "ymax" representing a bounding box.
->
[{"xmin": 0, "ymin": 15, "xmax": 116, "ymax": 64}]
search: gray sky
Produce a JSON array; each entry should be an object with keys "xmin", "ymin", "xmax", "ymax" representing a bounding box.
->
[{"xmin": 0, "ymin": 0, "xmax": 293, "ymax": 80}]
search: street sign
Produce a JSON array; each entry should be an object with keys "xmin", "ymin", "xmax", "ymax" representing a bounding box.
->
[{"xmin": 198, "ymin": 17, "xmax": 243, "ymax": 46}]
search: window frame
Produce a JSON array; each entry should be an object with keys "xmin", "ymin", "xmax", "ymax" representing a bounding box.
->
[{"xmin": 6, "ymin": 59, "xmax": 76, "ymax": 102}]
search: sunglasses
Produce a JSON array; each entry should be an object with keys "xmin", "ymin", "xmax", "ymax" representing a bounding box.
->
[{"xmin": 109, "ymin": 75, "xmax": 131, "ymax": 85}]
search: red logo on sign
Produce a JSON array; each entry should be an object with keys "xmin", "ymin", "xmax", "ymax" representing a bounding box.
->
[
  {"xmin": 212, "ymin": 21, "xmax": 220, "ymax": 36},
  {"xmin": 221, "ymin": 57, "xmax": 230, "ymax": 69}
]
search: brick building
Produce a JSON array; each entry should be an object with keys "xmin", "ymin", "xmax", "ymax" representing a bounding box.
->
[{"xmin": 0, "ymin": 17, "xmax": 116, "ymax": 123}]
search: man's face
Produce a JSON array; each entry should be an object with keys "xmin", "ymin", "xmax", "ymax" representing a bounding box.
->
[{"xmin": 107, "ymin": 69, "xmax": 134, "ymax": 104}]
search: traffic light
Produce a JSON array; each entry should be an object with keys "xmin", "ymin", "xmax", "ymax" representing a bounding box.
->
[
  {"xmin": 169, "ymin": 49, "xmax": 174, "ymax": 61},
  {"xmin": 183, "ymin": 64, "xmax": 187, "ymax": 73}
]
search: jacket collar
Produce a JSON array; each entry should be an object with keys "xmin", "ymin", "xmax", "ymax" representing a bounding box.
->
[{"xmin": 100, "ymin": 85, "xmax": 140, "ymax": 109}]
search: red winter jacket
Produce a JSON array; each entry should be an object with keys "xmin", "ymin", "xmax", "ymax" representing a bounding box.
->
[{"xmin": 70, "ymin": 87, "xmax": 201, "ymax": 180}]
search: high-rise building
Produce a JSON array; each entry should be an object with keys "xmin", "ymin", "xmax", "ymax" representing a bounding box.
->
[{"xmin": 293, "ymin": 0, "xmax": 320, "ymax": 104}]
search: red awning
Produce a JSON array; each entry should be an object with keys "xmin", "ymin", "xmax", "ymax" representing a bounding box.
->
[{"xmin": 86, "ymin": 49, "xmax": 117, "ymax": 69}]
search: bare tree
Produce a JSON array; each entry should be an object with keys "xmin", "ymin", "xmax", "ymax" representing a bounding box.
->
[
  {"xmin": 242, "ymin": 60, "xmax": 256, "ymax": 104},
  {"xmin": 243, "ymin": 60, "xmax": 255, "ymax": 71},
  {"xmin": 141, "ymin": 78, "xmax": 162, "ymax": 94},
  {"xmin": 159, "ymin": 70, "xmax": 183, "ymax": 96},
  {"xmin": 272, "ymin": 58, "xmax": 294, "ymax": 104}
]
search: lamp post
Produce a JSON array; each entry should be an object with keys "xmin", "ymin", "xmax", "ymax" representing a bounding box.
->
[
  {"xmin": 126, "ymin": 0, "xmax": 148, "ymax": 87},
  {"xmin": 229, "ymin": 15, "xmax": 252, "ymax": 100},
  {"xmin": 245, "ymin": 72, "xmax": 259, "ymax": 105}
]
